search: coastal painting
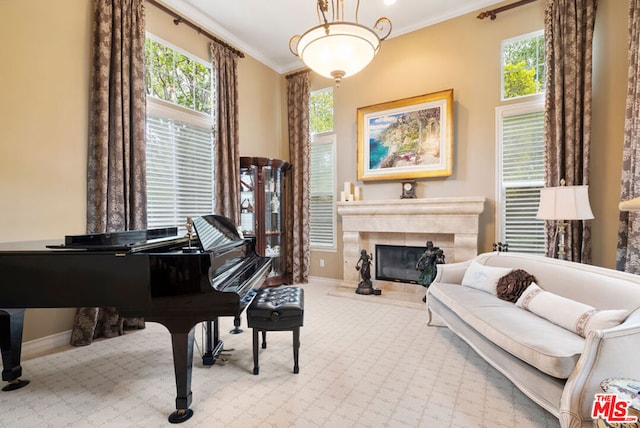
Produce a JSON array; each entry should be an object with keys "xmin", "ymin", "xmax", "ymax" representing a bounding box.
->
[{"xmin": 357, "ymin": 89, "xmax": 453, "ymax": 181}]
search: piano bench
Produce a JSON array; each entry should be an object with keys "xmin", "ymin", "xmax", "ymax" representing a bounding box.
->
[{"xmin": 246, "ymin": 286, "xmax": 304, "ymax": 375}]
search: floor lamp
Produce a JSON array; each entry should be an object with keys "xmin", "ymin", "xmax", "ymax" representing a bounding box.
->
[{"xmin": 536, "ymin": 182, "xmax": 594, "ymax": 260}]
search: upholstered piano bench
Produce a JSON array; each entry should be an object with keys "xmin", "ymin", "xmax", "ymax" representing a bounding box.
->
[{"xmin": 247, "ymin": 285, "xmax": 304, "ymax": 375}]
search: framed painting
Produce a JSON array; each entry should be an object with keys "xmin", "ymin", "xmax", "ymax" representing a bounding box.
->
[{"xmin": 357, "ymin": 89, "xmax": 453, "ymax": 181}]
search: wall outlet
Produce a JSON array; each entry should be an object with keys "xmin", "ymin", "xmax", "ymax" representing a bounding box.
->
[{"xmin": 319, "ymin": 259, "xmax": 325, "ymax": 268}]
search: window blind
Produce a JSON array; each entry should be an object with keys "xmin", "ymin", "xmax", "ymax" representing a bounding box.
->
[
  {"xmin": 310, "ymin": 138, "xmax": 335, "ymax": 247},
  {"xmin": 146, "ymin": 114, "xmax": 215, "ymax": 230},
  {"xmin": 500, "ymin": 109, "xmax": 545, "ymax": 254}
]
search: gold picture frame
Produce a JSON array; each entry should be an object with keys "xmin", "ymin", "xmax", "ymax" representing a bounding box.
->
[{"xmin": 357, "ymin": 89, "xmax": 454, "ymax": 181}]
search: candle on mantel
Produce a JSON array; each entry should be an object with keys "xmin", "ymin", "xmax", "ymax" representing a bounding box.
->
[
  {"xmin": 344, "ymin": 181, "xmax": 353, "ymax": 196},
  {"xmin": 347, "ymin": 193, "xmax": 355, "ymax": 202},
  {"xmin": 340, "ymin": 191, "xmax": 346, "ymax": 201},
  {"xmin": 354, "ymin": 186, "xmax": 361, "ymax": 201}
]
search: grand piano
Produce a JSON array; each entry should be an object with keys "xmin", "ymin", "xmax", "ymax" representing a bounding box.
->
[{"xmin": 0, "ymin": 215, "xmax": 271, "ymax": 423}]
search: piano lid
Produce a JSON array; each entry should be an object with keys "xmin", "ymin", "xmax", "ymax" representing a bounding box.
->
[{"xmin": 192, "ymin": 215, "xmax": 242, "ymax": 252}]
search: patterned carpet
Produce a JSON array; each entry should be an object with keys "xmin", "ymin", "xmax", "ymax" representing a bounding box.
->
[{"xmin": 0, "ymin": 282, "xmax": 559, "ymax": 427}]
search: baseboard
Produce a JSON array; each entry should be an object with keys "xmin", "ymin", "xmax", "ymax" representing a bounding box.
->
[{"xmin": 22, "ymin": 330, "xmax": 73, "ymax": 360}]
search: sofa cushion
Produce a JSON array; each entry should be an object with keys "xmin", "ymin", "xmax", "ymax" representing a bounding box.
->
[
  {"xmin": 461, "ymin": 261, "xmax": 513, "ymax": 295},
  {"xmin": 516, "ymin": 282, "xmax": 629, "ymax": 337},
  {"xmin": 429, "ymin": 282, "xmax": 584, "ymax": 378},
  {"xmin": 496, "ymin": 269, "xmax": 537, "ymax": 303}
]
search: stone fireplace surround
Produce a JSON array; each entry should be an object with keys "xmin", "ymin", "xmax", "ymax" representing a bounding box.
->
[{"xmin": 336, "ymin": 197, "xmax": 486, "ymax": 293}]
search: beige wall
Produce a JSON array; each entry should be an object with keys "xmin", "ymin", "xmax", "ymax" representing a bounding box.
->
[
  {"xmin": 590, "ymin": 0, "xmax": 628, "ymax": 269},
  {"xmin": 0, "ymin": 0, "xmax": 283, "ymax": 341},
  {"xmin": 307, "ymin": 0, "xmax": 629, "ymax": 279},
  {"xmin": 0, "ymin": 0, "xmax": 93, "ymax": 341}
]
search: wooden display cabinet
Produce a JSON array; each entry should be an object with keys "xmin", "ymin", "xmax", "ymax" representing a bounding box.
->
[{"xmin": 240, "ymin": 157, "xmax": 292, "ymax": 286}]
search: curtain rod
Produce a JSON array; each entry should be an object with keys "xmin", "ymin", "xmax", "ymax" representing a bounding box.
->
[
  {"xmin": 285, "ymin": 69, "xmax": 311, "ymax": 79},
  {"xmin": 146, "ymin": 0, "xmax": 245, "ymax": 58},
  {"xmin": 477, "ymin": 0, "xmax": 538, "ymax": 20}
]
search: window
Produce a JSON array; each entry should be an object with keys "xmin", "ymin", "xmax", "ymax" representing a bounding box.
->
[
  {"xmin": 310, "ymin": 87, "xmax": 334, "ymax": 134},
  {"xmin": 496, "ymin": 101, "xmax": 545, "ymax": 254},
  {"xmin": 145, "ymin": 36, "xmax": 212, "ymax": 114},
  {"xmin": 309, "ymin": 88, "xmax": 336, "ymax": 249},
  {"xmin": 145, "ymin": 34, "xmax": 215, "ymax": 231},
  {"xmin": 501, "ymin": 30, "xmax": 545, "ymax": 100}
]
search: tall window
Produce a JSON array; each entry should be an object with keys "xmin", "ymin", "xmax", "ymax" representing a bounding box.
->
[
  {"xmin": 145, "ymin": 34, "xmax": 215, "ymax": 231},
  {"xmin": 309, "ymin": 88, "xmax": 336, "ymax": 249},
  {"xmin": 502, "ymin": 30, "xmax": 545, "ymax": 100},
  {"xmin": 496, "ymin": 101, "xmax": 545, "ymax": 254}
]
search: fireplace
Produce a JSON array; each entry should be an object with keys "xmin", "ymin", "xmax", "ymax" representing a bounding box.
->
[
  {"xmin": 336, "ymin": 197, "xmax": 485, "ymax": 291},
  {"xmin": 375, "ymin": 244, "xmax": 426, "ymax": 284}
]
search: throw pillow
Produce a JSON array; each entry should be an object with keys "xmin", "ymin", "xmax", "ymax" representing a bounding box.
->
[
  {"xmin": 461, "ymin": 261, "xmax": 513, "ymax": 295},
  {"xmin": 516, "ymin": 282, "xmax": 629, "ymax": 337},
  {"xmin": 496, "ymin": 269, "xmax": 537, "ymax": 303}
]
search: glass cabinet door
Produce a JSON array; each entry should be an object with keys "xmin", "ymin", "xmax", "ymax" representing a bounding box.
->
[
  {"xmin": 240, "ymin": 166, "xmax": 255, "ymax": 235},
  {"xmin": 263, "ymin": 166, "xmax": 283, "ymax": 279}
]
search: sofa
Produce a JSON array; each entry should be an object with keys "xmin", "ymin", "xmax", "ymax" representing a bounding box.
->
[{"xmin": 426, "ymin": 251, "xmax": 640, "ymax": 428}]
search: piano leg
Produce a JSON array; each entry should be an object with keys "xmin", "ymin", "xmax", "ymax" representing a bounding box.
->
[
  {"xmin": 229, "ymin": 315, "xmax": 243, "ymax": 334},
  {"xmin": 0, "ymin": 309, "xmax": 30, "ymax": 391},
  {"xmin": 202, "ymin": 319, "xmax": 224, "ymax": 366},
  {"xmin": 168, "ymin": 328, "xmax": 194, "ymax": 424}
]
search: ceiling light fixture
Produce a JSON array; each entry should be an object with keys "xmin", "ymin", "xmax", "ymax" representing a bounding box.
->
[{"xmin": 289, "ymin": 0, "xmax": 392, "ymax": 86}]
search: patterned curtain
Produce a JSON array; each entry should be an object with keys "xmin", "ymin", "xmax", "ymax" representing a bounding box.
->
[
  {"xmin": 286, "ymin": 72, "xmax": 311, "ymax": 284},
  {"xmin": 617, "ymin": 0, "xmax": 640, "ymax": 274},
  {"xmin": 71, "ymin": 0, "xmax": 146, "ymax": 346},
  {"xmin": 543, "ymin": 0, "xmax": 597, "ymax": 263},
  {"xmin": 210, "ymin": 41, "xmax": 241, "ymax": 226}
]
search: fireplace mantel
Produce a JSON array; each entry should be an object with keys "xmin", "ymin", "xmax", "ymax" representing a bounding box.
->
[
  {"xmin": 337, "ymin": 197, "xmax": 486, "ymax": 286},
  {"xmin": 336, "ymin": 197, "xmax": 486, "ymax": 217}
]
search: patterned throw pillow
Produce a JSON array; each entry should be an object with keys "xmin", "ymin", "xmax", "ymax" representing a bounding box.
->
[
  {"xmin": 496, "ymin": 269, "xmax": 537, "ymax": 303},
  {"xmin": 516, "ymin": 282, "xmax": 629, "ymax": 337}
]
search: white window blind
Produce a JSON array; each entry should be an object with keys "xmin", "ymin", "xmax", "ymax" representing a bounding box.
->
[
  {"xmin": 310, "ymin": 135, "xmax": 336, "ymax": 248},
  {"xmin": 497, "ymin": 102, "xmax": 545, "ymax": 254},
  {"xmin": 146, "ymin": 112, "xmax": 214, "ymax": 230}
]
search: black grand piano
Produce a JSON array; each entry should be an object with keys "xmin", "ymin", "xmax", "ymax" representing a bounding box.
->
[{"xmin": 0, "ymin": 215, "xmax": 271, "ymax": 423}]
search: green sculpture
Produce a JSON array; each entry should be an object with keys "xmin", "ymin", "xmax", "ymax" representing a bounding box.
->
[{"xmin": 416, "ymin": 241, "xmax": 445, "ymax": 287}]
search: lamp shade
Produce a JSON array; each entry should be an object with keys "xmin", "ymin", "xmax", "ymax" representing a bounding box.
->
[
  {"xmin": 619, "ymin": 197, "xmax": 640, "ymax": 212},
  {"xmin": 536, "ymin": 185, "xmax": 594, "ymax": 220},
  {"xmin": 296, "ymin": 22, "xmax": 381, "ymax": 81}
]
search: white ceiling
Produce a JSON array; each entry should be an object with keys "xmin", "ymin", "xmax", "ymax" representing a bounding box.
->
[{"xmin": 159, "ymin": 0, "xmax": 503, "ymax": 74}]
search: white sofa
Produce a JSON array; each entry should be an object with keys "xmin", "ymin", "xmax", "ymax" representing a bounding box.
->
[{"xmin": 426, "ymin": 252, "xmax": 640, "ymax": 428}]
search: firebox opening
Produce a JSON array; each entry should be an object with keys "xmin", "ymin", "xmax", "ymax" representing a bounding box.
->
[{"xmin": 375, "ymin": 244, "xmax": 427, "ymax": 284}]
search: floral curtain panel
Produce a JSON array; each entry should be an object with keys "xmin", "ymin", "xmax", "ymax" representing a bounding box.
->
[
  {"xmin": 210, "ymin": 41, "xmax": 241, "ymax": 225},
  {"xmin": 617, "ymin": 0, "xmax": 640, "ymax": 274},
  {"xmin": 543, "ymin": 0, "xmax": 597, "ymax": 263},
  {"xmin": 286, "ymin": 72, "xmax": 311, "ymax": 284},
  {"xmin": 71, "ymin": 0, "xmax": 147, "ymax": 346}
]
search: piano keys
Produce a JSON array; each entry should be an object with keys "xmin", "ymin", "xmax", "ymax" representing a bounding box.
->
[{"xmin": 0, "ymin": 215, "xmax": 271, "ymax": 423}]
